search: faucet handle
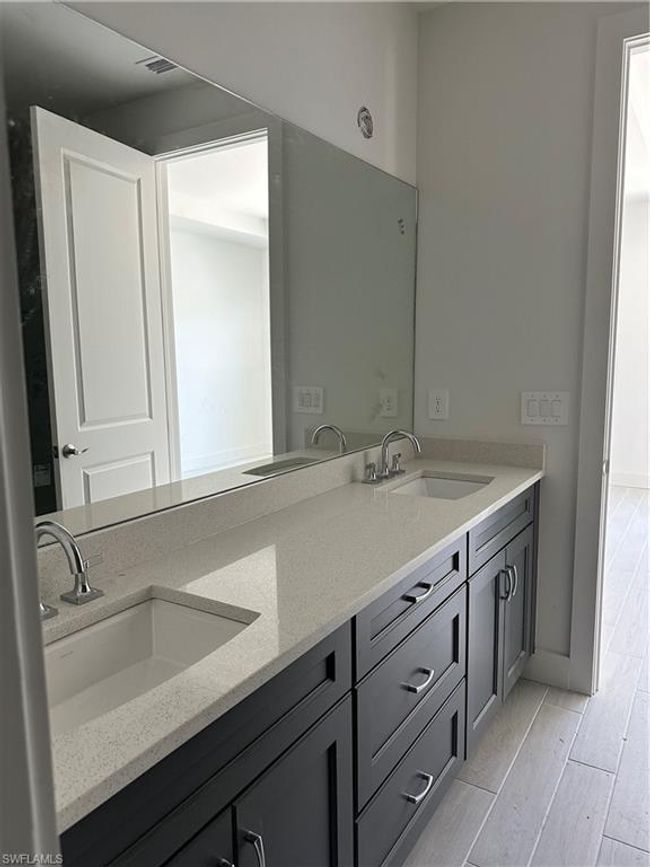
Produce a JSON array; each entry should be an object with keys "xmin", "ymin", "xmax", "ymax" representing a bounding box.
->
[
  {"xmin": 39, "ymin": 600, "xmax": 58, "ymax": 621},
  {"xmin": 363, "ymin": 462, "xmax": 380, "ymax": 484},
  {"xmin": 390, "ymin": 452, "xmax": 404, "ymax": 475}
]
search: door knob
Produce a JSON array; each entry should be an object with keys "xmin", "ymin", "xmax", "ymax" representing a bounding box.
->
[{"xmin": 61, "ymin": 443, "xmax": 88, "ymax": 458}]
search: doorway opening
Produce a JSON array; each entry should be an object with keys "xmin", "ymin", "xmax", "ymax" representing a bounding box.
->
[
  {"xmin": 159, "ymin": 133, "xmax": 273, "ymax": 480},
  {"xmin": 598, "ymin": 38, "xmax": 649, "ymax": 673}
]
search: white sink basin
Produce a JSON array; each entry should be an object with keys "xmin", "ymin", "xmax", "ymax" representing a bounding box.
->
[
  {"xmin": 392, "ymin": 473, "xmax": 492, "ymax": 500},
  {"xmin": 45, "ymin": 598, "xmax": 252, "ymax": 736}
]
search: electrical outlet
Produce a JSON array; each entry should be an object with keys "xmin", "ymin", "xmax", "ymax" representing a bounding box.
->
[
  {"xmin": 293, "ymin": 386, "xmax": 324, "ymax": 414},
  {"xmin": 428, "ymin": 389, "xmax": 449, "ymax": 420},
  {"xmin": 379, "ymin": 388, "xmax": 398, "ymax": 418}
]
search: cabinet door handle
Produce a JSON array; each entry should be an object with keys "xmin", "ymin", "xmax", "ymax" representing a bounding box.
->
[
  {"xmin": 244, "ymin": 830, "xmax": 266, "ymax": 867},
  {"xmin": 216, "ymin": 860, "xmax": 235, "ymax": 867},
  {"xmin": 402, "ymin": 582, "xmax": 433, "ymax": 604},
  {"xmin": 402, "ymin": 666, "xmax": 436, "ymax": 694},
  {"xmin": 403, "ymin": 771, "xmax": 435, "ymax": 805},
  {"xmin": 500, "ymin": 568, "xmax": 512, "ymax": 600},
  {"xmin": 510, "ymin": 564, "xmax": 519, "ymax": 600}
]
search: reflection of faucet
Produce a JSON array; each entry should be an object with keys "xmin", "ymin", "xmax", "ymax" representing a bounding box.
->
[
  {"xmin": 379, "ymin": 430, "xmax": 421, "ymax": 478},
  {"xmin": 35, "ymin": 520, "xmax": 103, "ymax": 610},
  {"xmin": 310, "ymin": 424, "xmax": 348, "ymax": 454}
]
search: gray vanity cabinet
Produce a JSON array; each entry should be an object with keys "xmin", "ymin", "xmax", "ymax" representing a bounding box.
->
[
  {"xmin": 503, "ymin": 525, "xmax": 535, "ymax": 700},
  {"xmin": 466, "ymin": 551, "xmax": 507, "ymax": 755},
  {"xmin": 234, "ymin": 698, "xmax": 353, "ymax": 867},
  {"xmin": 164, "ymin": 811, "xmax": 233, "ymax": 867},
  {"xmin": 466, "ymin": 498, "xmax": 537, "ymax": 755}
]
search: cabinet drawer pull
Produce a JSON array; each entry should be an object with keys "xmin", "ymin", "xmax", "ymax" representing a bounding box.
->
[
  {"xmin": 216, "ymin": 860, "xmax": 235, "ymax": 867},
  {"xmin": 244, "ymin": 830, "xmax": 266, "ymax": 867},
  {"xmin": 402, "ymin": 666, "xmax": 436, "ymax": 694},
  {"xmin": 500, "ymin": 568, "xmax": 512, "ymax": 600},
  {"xmin": 510, "ymin": 564, "xmax": 519, "ymax": 600},
  {"xmin": 403, "ymin": 771, "xmax": 435, "ymax": 805},
  {"xmin": 402, "ymin": 582, "xmax": 433, "ymax": 604}
]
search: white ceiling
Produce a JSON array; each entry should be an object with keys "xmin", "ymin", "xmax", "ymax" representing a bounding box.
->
[{"xmin": 167, "ymin": 138, "xmax": 269, "ymax": 240}]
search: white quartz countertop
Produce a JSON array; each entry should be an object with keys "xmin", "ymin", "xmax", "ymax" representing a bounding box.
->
[{"xmin": 42, "ymin": 458, "xmax": 543, "ymax": 831}]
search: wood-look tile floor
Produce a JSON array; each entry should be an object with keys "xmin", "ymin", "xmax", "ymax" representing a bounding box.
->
[{"xmin": 402, "ymin": 485, "xmax": 649, "ymax": 867}]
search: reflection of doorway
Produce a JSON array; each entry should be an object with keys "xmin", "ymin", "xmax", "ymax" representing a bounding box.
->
[
  {"xmin": 31, "ymin": 106, "xmax": 173, "ymax": 510},
  {"xmin": 157, "ymin": 135, "xmax": 273, "ymax": 479},
  {"xmin": 598, "ymin": 39, "xmax": 649, "ymax": 674}
]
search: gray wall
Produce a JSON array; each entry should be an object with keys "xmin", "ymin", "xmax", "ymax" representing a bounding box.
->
[
  {"xmin": 415, "ymin": 3, "xmax": 642, "ymax": 664},
  {"xmin": 73, "ymin": 1, "xmax": 418, "ymax": 183}
]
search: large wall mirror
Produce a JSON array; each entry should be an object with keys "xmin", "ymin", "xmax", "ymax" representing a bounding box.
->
[{"xmin": 1, "ymin": 3, "xmax": 416, "ymax": 535}]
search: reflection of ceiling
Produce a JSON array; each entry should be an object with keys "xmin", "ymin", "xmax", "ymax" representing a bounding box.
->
[
  {"xmin": 167, "ymin": 138, "xmax": 269, "ymax": 241},
  {"xmin": 1, "ymin": 3, "xmax": 195, "ymax": 118},
  {"xmin": 625, "ymin": 44, "xmax": 650, "ymax": 201}
]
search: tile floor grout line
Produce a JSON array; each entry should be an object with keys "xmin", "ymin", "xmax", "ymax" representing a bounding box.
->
[
  {"xmin": 598, "ymin": 494, "xmax": 649, "ymax": 858},
  {"xmin": 605, "ymin": 492, "xmax": 645, "ymax": 573},
  {"xmin": 459, "ymin": 779, "xmax": 500, "ymax": 796},
  {"xmin": 601, "ymin": 833, "xmax": 650, "ymax": 855},
  {"xmin": 604, "ymin": 540, "xmax": 649, "ymax": 656},
  {"xmin": 525, "ymin": 704, "xmax": 585, "ymax": 867},
  {"xmin": 603, "ymin": 533, "xmax": 647, "ymax": 648},
  {"xmin": 461, "ymin": 686, "xmax": 549, "ymax": 867},
  {"xmin": 599, "ymin": 654, "xmax": 648, "ymax": 849},
  {"xmin": 606, "ymin": 487, "xmax": 626, "ymax": 522},
  {"xmin": 542, "ymin": 700, "xmax": 585, "ymax": 716},
  {"xmin": 567, "ymin": 756, "xmax": 617, "ymax": 774}
]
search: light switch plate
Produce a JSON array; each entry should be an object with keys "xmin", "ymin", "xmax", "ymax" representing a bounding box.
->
[
  {"xmin": 521, "ymin": 391, "xmax": 569, "ymax": 425},
  {"xmin": 428, "ymin": 389, "xmax": 449, "ymax": 420},
  {"xmin": 293, "ymin": 386, "xmax": 324, "ymax": 414},
  {"xmin": 379, "ymin": 388, "xmax": 398, "ymax": 418}
]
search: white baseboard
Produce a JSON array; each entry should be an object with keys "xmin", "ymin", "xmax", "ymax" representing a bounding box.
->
[
  {"xmin": 524, "ymin": 649, "xmax": 571, "ymax": 690},
  {"xmin": 610, "ymin": 472, "xmax": 650, "ymax": 489}
]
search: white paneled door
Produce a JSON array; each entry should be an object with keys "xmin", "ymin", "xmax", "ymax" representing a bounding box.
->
[{"xmin": 31, "ymin": 107, "xmax": 171, "ymax": 509}]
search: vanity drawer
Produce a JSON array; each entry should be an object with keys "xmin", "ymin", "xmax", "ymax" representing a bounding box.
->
[
  {"xmin": 356, "ymin": 680, "xmax": 465, "ymax": 867},
  {"xmin": 354, "ymin": 538, "xmax": 466, "ymax": 680},
  {"xmin": 356, "ymin": 585, "xmax": 466, "ymax": 808},
  {"xmin": 468, "ymin": 487, "xmax": 535, "ymax": 575}
]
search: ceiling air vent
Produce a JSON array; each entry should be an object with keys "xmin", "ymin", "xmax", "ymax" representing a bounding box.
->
[{"xmin": 137, "ymin": 56, "xmax": 177, "ymax": 75}]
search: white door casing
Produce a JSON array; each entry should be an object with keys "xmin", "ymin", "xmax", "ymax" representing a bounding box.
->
[
  {"xmin": 570, "ymin": 10, "xmax": 649, "ymax": 695},
  {"xmin": 31, "ymin": 107, "xmax": 171, "ymax": 509}
]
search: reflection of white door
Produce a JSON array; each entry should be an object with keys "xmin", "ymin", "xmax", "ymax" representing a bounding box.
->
[{"xmin": 32, "ymin": 107, "xmax": 170, "ymax": 509}]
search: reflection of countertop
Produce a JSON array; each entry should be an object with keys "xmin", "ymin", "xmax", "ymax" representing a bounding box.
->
[
  {"xmin": 37, "ymin": 446, "xmax": 344, "ymax": 537},
  {"xmin": 43, "ymin": 457, "xmax": 543, "ymax": 832}
]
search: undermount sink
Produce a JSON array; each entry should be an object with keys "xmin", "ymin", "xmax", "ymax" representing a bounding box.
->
[
  {"xmin": 244, "ymin": 456, "xmax": 318, "ymax": 477},
  {"xmin": 391, "ymin": 473, "xmax": 492, "ymax": 500},
  {"xmin": 45, "ymin": 598, "xmax": 252, "ymax": 736}
]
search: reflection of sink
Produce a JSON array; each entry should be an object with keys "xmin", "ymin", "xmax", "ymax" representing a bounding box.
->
[
  {"xmin": 391, "ymin": 473, "xmax": 492, "ymax": 500},
  {"xmin": 245, "ymin": 457, "xmax": 318, "ymax": 477},
  {"xmin": 45, "ymin": 599, "xmax": 252, "ymax": 736}
]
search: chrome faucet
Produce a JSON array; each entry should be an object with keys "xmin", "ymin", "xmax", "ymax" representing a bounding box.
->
[
  {"xmin": 35, "ymin": 520, "xmax": 103, "ymax": 610},
  {"xmin": 379, "ymin": 429, "xmax": 422, "ymax": 478},
  {"xmin": 310, "ymin": 424, "xmax": 348, "ymax": 454}
]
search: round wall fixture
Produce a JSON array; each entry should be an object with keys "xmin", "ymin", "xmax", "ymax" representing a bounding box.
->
[{"xmin": 357, "ymin": 106, "xmax": 374, "ymax": 139}]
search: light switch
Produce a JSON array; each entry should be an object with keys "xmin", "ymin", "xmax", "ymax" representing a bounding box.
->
[
  {"xmin": 521, "ymin": 391, "xmax": 569, "ymax": 425},
  {"xmin": 293, "ymin": 386, "xmax": 324, "ymax": 414},
  {"xmin": 379, "ymin": 388, "xmax": 398, "ymax": 418},
  {"xmin": 428, "ymin": 389, "xmax": 450, "ymax": 420}
]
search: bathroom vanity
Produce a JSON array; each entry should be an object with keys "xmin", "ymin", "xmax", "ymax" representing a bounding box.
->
[
  {"xmin": 53, "ymin": 468, "xmax": 540, "ymax": 867},
  {"xmin": 1, "ymin": 9, "xmax": 544, "ymax": 864}
]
